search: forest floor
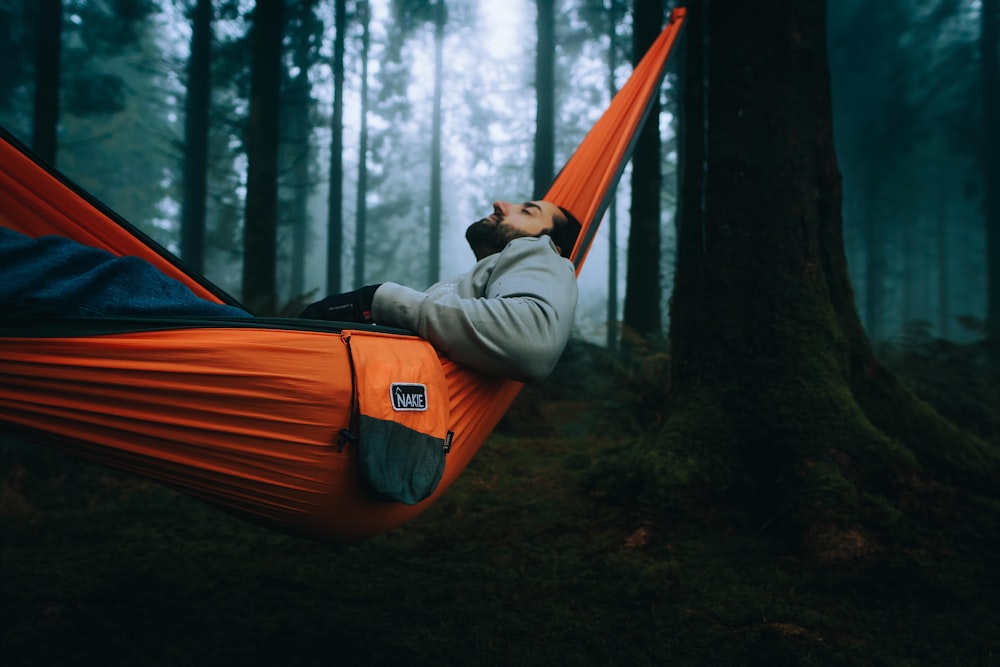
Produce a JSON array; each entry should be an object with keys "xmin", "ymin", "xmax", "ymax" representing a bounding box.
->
[{"xmin": 2, "ymin": 333, "xmax": 999, "ymax": 666}]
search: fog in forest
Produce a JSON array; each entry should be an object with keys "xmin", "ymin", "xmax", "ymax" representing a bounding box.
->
[{"xmin": 0, "ymin": 0, "xmax": 991, "ymax": 344}]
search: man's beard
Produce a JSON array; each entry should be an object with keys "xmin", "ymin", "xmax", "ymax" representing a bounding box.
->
[{"xmin": 465, "ymin": 218, "xmax": 523, "ymax": 261}]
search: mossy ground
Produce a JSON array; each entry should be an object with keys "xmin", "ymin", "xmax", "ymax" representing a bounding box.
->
[{"xmin": 2, "ymin": 336, "xmax": 999, "ymax": 666}]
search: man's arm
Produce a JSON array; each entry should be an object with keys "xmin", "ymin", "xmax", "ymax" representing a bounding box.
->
[{"xmin": 372, "ymin": 237, "xmax": 577, "ymax": 382}]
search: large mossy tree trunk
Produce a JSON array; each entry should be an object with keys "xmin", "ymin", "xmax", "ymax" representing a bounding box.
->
[{"xmin": 607, "ymin": 0, "xmax": 1000, "ymax": 556}]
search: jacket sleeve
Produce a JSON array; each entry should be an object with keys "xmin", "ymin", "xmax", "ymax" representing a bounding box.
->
[{"xmin": 372, "ymin": 237, "xmax": 577, "ymax": 382}]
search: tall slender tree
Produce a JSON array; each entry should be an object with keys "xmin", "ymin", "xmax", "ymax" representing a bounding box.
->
[
  {"xmin": 983, "ymin": 0, "xmax": 1000, "ymax": 343},
  {"xmin": 622, "ymin": 0, "xmax": 663, "ymax": 340},
  {"xmin": 285, "ymin": 0, "xmax": 321, "ymax": 301},
  {"xmin": 936, "ymin": 167, "xmax": 950, "ymax": 339},
  {"xmin": 428, "ymin": 0, "xmax": 446, "ymax": 284},
  {"xmin": 181, "ymin": 0, "xmax": 213, "ymax": 274},
  {"xmin": 533, "ymin": 0, "xmax": 556, "ymax": 199},
  {"xmin": 353, "ymin": 0, "xmax": 371, "ymax": 288},
  {"xmin": 242, "ymin": 0, "xmax": 285, "ymax": 311},
  {"xmin": 606, "ymin": 0, "xmax": 622, "ymax": 351},
  {"xmin": 326, "ymin": 0, "xmax": 347, "ymax": 293},
  {"xmin": 32, "ymin": 0, "xmax": 62, "ymax": 165},
  {"xmin": 0, "ymin": 5, "xmax": 30, "ymax": 123}
]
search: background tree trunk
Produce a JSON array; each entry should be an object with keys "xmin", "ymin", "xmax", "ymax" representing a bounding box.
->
[
  {"xmin": 353, "ymin": 0, "xmax": 371, "ymax": 288},
  {"xmin": 326, "ymin": 0, "xmax": 347, "ymax": 293},
  {"xmin": 32, "ymin": 0, "xmax": 61, "ymax": 166},
  {"xmin": 622, "ymin": 0, "xmax": 663, "ymax": 340},
  {"xmin": 285, "ymin": 1, "xmax": 319, "ymax": 303},
  {"xmin": 862, "ymin": 179, "xmax": 885, "ymax": 340},
  {"xmin": 242, "ymin": 0, "xmax": 284, "ymax": 312},
  {"xmin": 606, "ymin": 0, "xmax": 621, "ymax": 352},
  {"xmin": 181, "ymin": 0, "xmax": 212, "ymax": 274},
  {"xmin": 607, "ymin": 0, "xmax": 999, "ymax": 554},
  {"xmin": 935, "ymin": 167, "xmax": 950, "ymax": 339},
  {"xmin": 428, "ymin": 0, "xmax": 445, "ymax": 285},
  {"xmin": 532, "ymin": 0, "xmax": 556, "ymax": 199},
  {"xmin": 982, "ymin": 0, "xmax": 1000, "ymax": 342}
]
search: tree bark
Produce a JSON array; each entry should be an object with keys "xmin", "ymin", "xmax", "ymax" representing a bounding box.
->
[
  {"xmin": 242, "ymin": 0, "xmax": 284, "ymax": 312},
  {"xmin": 181, "ymin": 0, "xmax": 212, "ymax": 274},
  {"xmin": 606, "ymin": 0, "xmax": 999, "ymax": 553},
  {"xmin": 32, "ymin": 0, "xmax": 62, "ymax": 166},
  {"xmin": 622, "ymin": 0, "xmax": 663, "ymax": 339}
]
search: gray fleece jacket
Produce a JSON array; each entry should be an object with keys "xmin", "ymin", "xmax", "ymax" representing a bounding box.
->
[{"xmin": 371, "ymin": 235, "xmax": 577, "ymax": 382}]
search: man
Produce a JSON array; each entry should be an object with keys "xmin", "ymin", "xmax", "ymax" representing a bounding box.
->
[
  {"xmin": 1, "ymin": 199, "xmax": 580, "ymax": 381},
  {"xmin": 301, "ymin": 200, "xmax": 581, "ymax": 382}
]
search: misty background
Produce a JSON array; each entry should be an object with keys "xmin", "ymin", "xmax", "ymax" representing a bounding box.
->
[{"xmin": 0, "ymin": 0, "xmax": 989, "ymax": 344}]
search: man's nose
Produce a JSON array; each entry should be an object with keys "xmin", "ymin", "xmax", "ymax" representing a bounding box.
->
[{"xmin": 493, "ymin": 201, "xmax": 508, "ymax": 217}]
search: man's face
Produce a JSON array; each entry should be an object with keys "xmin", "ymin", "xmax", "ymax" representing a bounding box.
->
[{"xmin": 465, "ymin": 200, "xmax": 562, "ymax": 260}]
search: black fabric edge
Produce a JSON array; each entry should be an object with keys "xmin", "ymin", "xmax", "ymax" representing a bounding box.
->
[{"xmin": 0, "ymin": 316, "xmax": 416, "ymax": 339}]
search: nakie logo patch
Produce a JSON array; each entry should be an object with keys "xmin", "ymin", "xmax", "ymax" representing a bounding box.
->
[{"xmin": 390, "ymin": 383, "xmax": 428, "ymax": 412}]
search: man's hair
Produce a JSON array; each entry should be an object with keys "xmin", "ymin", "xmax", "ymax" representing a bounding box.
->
[{"xmin": 550, "ymin": 206, "xmax": 582, "ymax": 259}]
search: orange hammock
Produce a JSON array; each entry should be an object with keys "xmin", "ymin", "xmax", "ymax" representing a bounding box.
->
[{"xmin": 0, "ymin": 9, "xmax": 685, "ymax": 540}]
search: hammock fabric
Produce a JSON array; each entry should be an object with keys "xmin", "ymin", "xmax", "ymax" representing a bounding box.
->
[{"xmin": 0, "ymin": 9, "xmax": 685, "ymax": 540}]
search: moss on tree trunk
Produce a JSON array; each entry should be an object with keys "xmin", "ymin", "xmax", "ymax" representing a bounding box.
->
[{"xmin": 601, "ymin": 0, "xmax": 1000, "ymax": 558}]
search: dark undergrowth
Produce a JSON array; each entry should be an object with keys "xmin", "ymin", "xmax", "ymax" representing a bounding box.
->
[{"xmin": 2, "ymin": 334, "xmax": 999, "ymax": 666}]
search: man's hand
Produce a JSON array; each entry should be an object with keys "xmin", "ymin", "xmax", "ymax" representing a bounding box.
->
[{"xmin": 299, "ymin": 284, "xmax": 381, "ymax": 323}]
